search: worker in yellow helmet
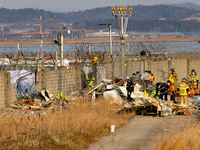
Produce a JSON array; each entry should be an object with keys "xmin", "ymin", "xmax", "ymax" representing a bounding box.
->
[
  {"xmin": 188, "ymin": 69, "xmax": 198, "ymax": 97},
  {"xmin": 188, "ymin": 69, "xmax": 198, "ymax": 89},
  {"xmin": 177, "ymin": 78, "xmax": 190, "ymax": 104},
  {"xmin": 168, "ymin": 68, "xmax": 178, "ymax": 93}
]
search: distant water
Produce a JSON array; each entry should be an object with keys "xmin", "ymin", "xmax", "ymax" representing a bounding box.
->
[{"xmin": 0, "ymin": 42, "xmax": 200, "ymax": 55}]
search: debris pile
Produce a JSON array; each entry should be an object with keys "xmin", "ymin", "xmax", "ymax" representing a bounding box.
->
[{"xmin": 1, "ymin": 75, "xmax": 199, "ymax": 118}]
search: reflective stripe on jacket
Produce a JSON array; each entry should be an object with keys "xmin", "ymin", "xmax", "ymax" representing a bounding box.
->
[
  {"xmin": 88, "ymin": 77, "xmax": 95, "ymax": 86},
  {"xmin": 178, "ymin": 83, "xmax": 190, "ymax": 96},
  {"xmin": 189, "ymin": 74, "xmax": 198, "ymax": 85},
  {"xmin": 85, "ymin": 76, "xmax": 90, "ymax": 85}
]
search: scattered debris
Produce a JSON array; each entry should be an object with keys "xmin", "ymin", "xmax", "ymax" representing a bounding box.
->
[{"xmin": 2, "ymin": 74, "xmax": 199, "ymax": 118}]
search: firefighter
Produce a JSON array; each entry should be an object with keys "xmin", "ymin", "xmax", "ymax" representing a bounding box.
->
[
  {"xmin": 88, "ymin": 75, "xmax": 95, "ymax": 87},
  {"xmin": 177, "ymin": 78, "xmax": 190, "ymax": 104},
  {"xmin": 126, "ymin": 76, "xmax": 134, "ymax": 103},
  {"xmin": 188, "ymin": 69, "xmax": 198, "ymax": 90},
  {"xmin": 156, "ymin": 82, "xmax": 168, "ymax": 100},
  {"xmin": 167, "ymin": 80, "xmax": 175, "ymax": 103},
  {"xmin": 169, "ymin": 68, "xmax": 178, "ymax": 92},
  {"xmin": 85, "ymin": 73, "xmax": 95, "ymax": 87}
]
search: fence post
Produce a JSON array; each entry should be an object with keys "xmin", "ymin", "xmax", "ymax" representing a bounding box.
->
[
  {"xmin": 35, "ymin": 68, "xmax": 41, "ymax": 91},
  {"xmin": 140, "ymin": 60, "xmax": 145, "ymax": 73},
  {"xmin": 74, "ymin": 62, "xmax": 82, "ymax": 90},
  {"xmin": 187, "ymin": 58, "xmax": 190, "ymax": 78},
  {"xmin": 4, "ymin": 72, "xmax": 10, "ymax": 107},
  {"xmin": 37, "ymin": 54, "xmax": 40, "ymax": 69},
  {"xmin": 168, "ymin": 60, "xmax": 172, "ymax": 77},
  {"xmin": 111, "ymin": 56, "xmax": 114, "ymax": 80},
  {"xmin": 131, "ymin": 60, "xmax": 134, "ymax": 75},
  {"xmin": 11, "ymin": 65, "xmax": 13, "ymax": 71},
  {"xmin": 55, "ymin": 51, "xmax": 58, "ymax": 70}
]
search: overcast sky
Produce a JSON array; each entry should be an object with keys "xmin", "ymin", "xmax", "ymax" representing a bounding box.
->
[{"xmin": 1, "ymin": 0, "xmax": 200, "ymax": 12}]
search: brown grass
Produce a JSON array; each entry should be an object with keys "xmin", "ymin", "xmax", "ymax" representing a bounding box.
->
[
  {"xmin": 0, "ymin": 98, "xmax": 135, "ymax": 150},
  {"xmin": 152, "ymin": 122, "xmax": 200, "ymax": 150}
]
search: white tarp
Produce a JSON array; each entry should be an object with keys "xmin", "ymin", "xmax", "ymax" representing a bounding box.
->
[
  {"xmin": 119, "ymin": 83, "xmax": 147, "ymax": 99},
  {"xmin": 0, "ymin": 58, "xmax": 11, "ymax": 65},
  {"xmin": 103, "ymin": 90, "xmax": 124, "ymax": 104},
  {"xmin": 57, "ymin": 59, "xmax": 71, "ymax": 66},
  {"xmin": 45, "ymin": 59, "xmax": 71, "ymax": 67},
  {"xmin": 9, "ymin": 70, "xmax": 35, "ymax": 95}
]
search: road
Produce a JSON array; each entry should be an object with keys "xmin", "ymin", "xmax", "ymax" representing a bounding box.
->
[{"xmin": 88, "ymin": 114, "xmax": 200, "ymax": 150}]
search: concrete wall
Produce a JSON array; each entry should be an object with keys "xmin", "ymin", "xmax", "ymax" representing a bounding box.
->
[
  {"xmin": 0, "ymin": 58, "xmax": 199, "ymax": 108},
  {"xmin": 0, "ymin": 72, "xmax": 6, "ymax": 108},
  {"xmin": 35, "ymin": 62, "xmax": 82, "ymax": 97},
  {"xmin": 103, "ymin": 58, "xmax": 200, "ymax": 84},
  {"xmin": 0, "ymin": 72, "xmax": 16, "ymax": 108}
]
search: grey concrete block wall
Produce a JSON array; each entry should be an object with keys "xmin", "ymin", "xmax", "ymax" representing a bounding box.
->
[
  {"xmin": 151, "ymin": 60, "xmax": 169, "ymax": 83},
  {"xmin": 190, "ymin": 60, "xmax": 200, "ymax": 78},
  {"xmin": 102, "ymin": 58, "xmax": 197, "ymax": 84},
  {"xmin": 0, "ymin": 72, "xmax": 15, "ymax": 108},
  {"xmin": 171, "ymin": 59, "xmax": 187, "ymax": 83},
  {"xmin": 35, "ymin": 62, "xmax": 82, "ymax": 98},
  {"xmin": 0, "ymin": 72, "xmax": 5, "ymax": 108},
  {"xmin": 133, "ymin": 61, "xmax": 140, "ymax": 73},
  {"xmin": 10, "ymin": 85, "xmax": 17, "ymax": 103}
]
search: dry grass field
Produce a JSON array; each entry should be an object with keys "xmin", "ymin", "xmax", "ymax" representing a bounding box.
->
[
  {"xmin": 0, "ymin": 98, "xmax": 135, "ymax": 150},
  {"xmin": 152, "ymin": 121, "xmax": 200, "ymax": 150}
]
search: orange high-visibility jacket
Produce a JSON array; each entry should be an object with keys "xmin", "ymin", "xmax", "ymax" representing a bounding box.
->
[
  {"xmin": 149, "ymin": 75, "xmax": 154, "ymax": 82},
  {"xmin": 169, "ymin": 84, "xmax": 175, "ymax": 95}
]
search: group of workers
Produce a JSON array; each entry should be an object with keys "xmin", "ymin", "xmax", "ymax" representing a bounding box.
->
[
  {"xmin": 126, "ymin": 70, "xmax": 155, "ymax": 102},
  {"xmin": 126, "ymin": 68, "xmax": 199, "ymax": 104}
]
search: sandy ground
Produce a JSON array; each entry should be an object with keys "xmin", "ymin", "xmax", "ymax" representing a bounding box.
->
[
  {"xmin": 87, "ymin": 113, "xmax": 200, "ymax": 150},
  {"xmin": 0, "ymin": 35, "xmax": 200, "ymax": 46}
]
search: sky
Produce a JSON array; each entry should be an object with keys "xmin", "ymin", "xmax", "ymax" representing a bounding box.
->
[{"xmin": 0, "ymin": 0, "xmax": 200, "ymax": 12}]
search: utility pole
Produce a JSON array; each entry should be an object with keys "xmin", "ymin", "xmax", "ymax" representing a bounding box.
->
[
  {"xmin": 54, "ymin": 27, "xmax": 70, "ymax": 66},
  {"xmin": 60, "ymin": 26, "xmax": 64, "ymax": 66},
  {"xmin": 112, "ymin": 6, "xmax": 132, "ymax": 80},
  {"xmin": 51, "ymin": 14, "xmax": 53, "ymax": 44},
  {"xmin": 98, "ymin": 23, "xmax": 113, "ymax": 79},
  {"xmin": 81, "ymin": 29, "xmax": 86, "ymax": 54},
  {"xmin": 40, "ymin": 15, "xmax": 43, "ymax": 58},
  {"xmin": 55, "ymin": 51, "xmax": 58, "ymax": 70}
]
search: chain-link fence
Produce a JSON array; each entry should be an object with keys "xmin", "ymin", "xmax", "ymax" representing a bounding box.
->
[{"xmin": 1, "ymin": 41, "xmax": 200, "ymax": 93}]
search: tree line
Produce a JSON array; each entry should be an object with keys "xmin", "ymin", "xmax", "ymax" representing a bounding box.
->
[{"xmin": 1, "ymin": 5, "xmax": 200, "ymax": 32}]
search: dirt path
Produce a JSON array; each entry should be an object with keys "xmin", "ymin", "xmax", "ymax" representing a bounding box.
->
[{"xmin": 88, "ymin": 114, "xmax": 200, "ymax": 150}]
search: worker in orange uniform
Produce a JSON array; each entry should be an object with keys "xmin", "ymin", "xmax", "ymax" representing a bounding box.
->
[
  {"xmin": 188, "ymin": 69, "xmax": 198, "ymax": 97},
  {"xmin": 167, "ymin": 80, "xmax": 175, "ymax": 103},
  {"xmin": 177, "ymin": 78, "xmax": 190, "ymax": 104},
  {"xmin": 169, "ymin": 68, "xmax": 178, "ymax": 92},
  {"xmin": 149, "ymin": 72, "xmax": 154, "ymax": 83}
]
